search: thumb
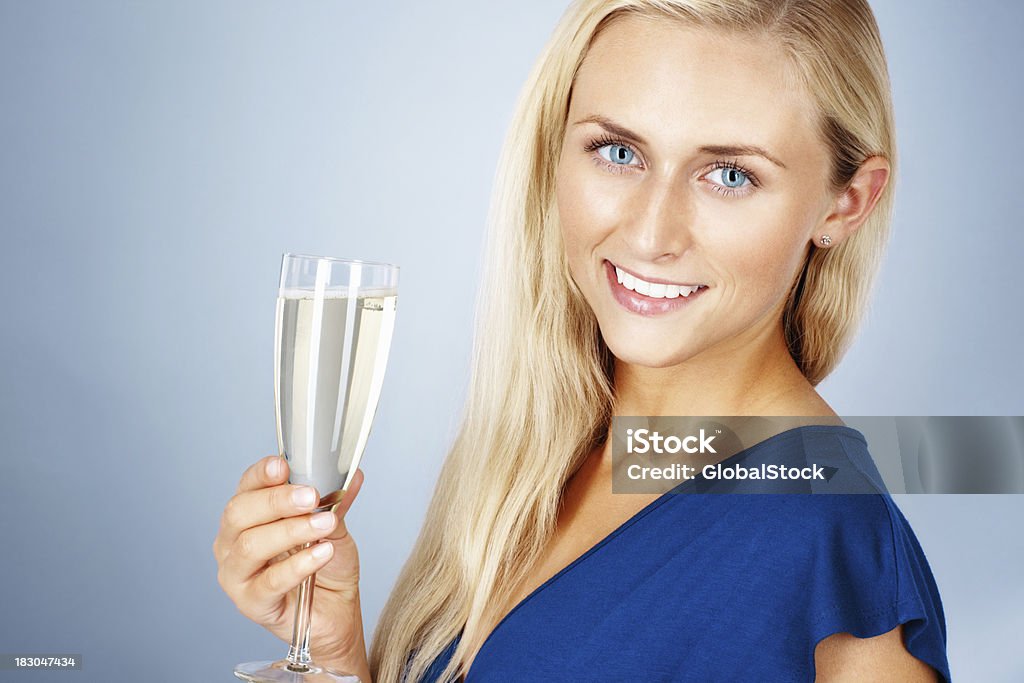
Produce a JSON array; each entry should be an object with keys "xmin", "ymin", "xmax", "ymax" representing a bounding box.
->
[
  {"xmin": 314, "ymin": 468, "xmax": 364, "ymax": 589},
  {"xmin": 325, "ymin": 467, "xmax": 364, "ymax": 539}
]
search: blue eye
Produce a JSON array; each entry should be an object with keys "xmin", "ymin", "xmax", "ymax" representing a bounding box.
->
[
  {"xmin": 709, "ymin": 166, "xmax": 750, "ymax": 188},
  {"xmin": 598, "ymin": 144, "xmax": 637, "ymax": 166}
]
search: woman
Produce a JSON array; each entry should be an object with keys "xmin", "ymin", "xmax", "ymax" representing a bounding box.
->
[{"xmin": 214, "ymin": 0, "xmax": 952, "ymax": 680}]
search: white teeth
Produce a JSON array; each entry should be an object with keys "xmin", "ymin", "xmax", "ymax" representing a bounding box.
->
[{"xmin": 614, "ymin": 265, "xmax": 702, "ymax": 298}]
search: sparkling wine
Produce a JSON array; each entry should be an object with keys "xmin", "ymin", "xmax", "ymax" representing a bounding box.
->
[{"xmin": 274, "ymin": 288, "xmax": 397, "ymax": 498}]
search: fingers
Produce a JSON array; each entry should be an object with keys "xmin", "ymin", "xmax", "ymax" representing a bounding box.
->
[
  {"xmin": 215, "ymin": 455, "xmax": 314, "ymax": 563},
  {"xmin": 221, "ymin": 508, "xmax": 339, "ymax": 586},
  {"xmin": 218, "ymin": 482, "xmax": 321, "ymax": 555},
  {"xmin": 253, "ymin": 540, "xmax": 335, "ymax": 604},
  {"xmin": 236, "ymin": 455, "xmax": 288, "ymax": 495},
  {"xmin": 214, "ymin": 461, "xmax": 365, "ymax": 584},
  {"xmin": 213, "ymin": 459, "xmax": 368, "ymax": 634}
]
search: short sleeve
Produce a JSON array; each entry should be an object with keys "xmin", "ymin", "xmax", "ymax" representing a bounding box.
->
[{"xmin": 804, "ymin": 494, "xmax": 951, "ymax": 682}]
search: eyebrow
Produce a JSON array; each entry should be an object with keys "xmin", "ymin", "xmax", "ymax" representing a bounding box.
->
[{"xmin": 572, "ymin": 114, "xmax": 788, "ymax": 169}]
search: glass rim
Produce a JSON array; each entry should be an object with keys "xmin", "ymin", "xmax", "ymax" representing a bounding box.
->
[{"xmin": 283, "ymin": 252, "xmax": 400, "ymax": 270}]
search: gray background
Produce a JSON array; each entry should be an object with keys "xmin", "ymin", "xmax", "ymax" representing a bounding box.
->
[{"xmin": 1, "ymin": 1, "xmax": 1021, "ymax": 681}]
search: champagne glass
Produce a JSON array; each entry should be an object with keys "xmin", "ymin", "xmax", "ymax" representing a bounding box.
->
[{"xmin": 234, "ymin": 253, "xmax": 399, "ymax": 682}]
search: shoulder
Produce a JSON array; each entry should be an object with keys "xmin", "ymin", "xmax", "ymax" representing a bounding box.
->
[
  {"xmin": 744, "ymin": 493, "xmax": 902, "ymax": 607},
  {"xmin": 667, "ymin": 492, "xmax": 951, "ymax": 680},
  {"xmin": 754, "ymin": 490, "xmax": 897, "ymax": 547},
  {"xmin": 772, "ymin": 493, "xmax": 952, "ymax": 682},
  {"xmin": 763, "ymin": 493, "xmax": 919, "ymax": 613}
]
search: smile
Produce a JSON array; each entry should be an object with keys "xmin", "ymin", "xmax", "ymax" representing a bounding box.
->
[
  {"xmin": 604, "ymin": 260, "xmax": 708, "ymax": 317},
  {"xmin": 613, "ymin": 265, "xmax": 704, "ymax": 298}
]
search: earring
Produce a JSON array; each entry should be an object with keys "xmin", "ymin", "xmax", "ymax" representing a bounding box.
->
[{"xmin": 818, "ymin": 234, "xmax": 832, "ymax": 247}]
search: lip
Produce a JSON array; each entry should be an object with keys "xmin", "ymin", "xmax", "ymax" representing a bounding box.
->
[{"xmin": 604, "ymin": 259, "xmax": 707, "ymax": 317}]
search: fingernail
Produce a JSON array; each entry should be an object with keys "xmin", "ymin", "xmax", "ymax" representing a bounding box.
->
[
  {"xmin": 312, "ymin": 542, "xmax": 332, "ymax": 559},
  {"xmin": 266, "ymin": 457, "xmax": 282, "ymax": 478},
  {"xmin": 292, "ymin": 487, "xmax": 316, "ymax": 508},
  {"xmin": 310, "ymin": 511, "xmax": 335, "ymax": 529}
]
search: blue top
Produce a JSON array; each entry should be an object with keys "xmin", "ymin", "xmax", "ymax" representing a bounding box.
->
[{"xmin": 417, "ymin": 425, "xmax": 951, "ymax": 682}]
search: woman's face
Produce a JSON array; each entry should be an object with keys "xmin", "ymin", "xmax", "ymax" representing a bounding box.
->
[{"xmin": 556, "ymin": 17, "xmax": 836, "ymax": 369}]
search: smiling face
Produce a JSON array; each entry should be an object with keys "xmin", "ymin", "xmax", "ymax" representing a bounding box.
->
[{"xmin": 556, "ymin": 15, "xmax": 837, "ymax": 370}]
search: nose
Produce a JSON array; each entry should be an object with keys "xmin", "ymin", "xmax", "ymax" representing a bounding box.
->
[{"xmin": 619, "ymin": 174, "xmax": 695, "ymax": 262}]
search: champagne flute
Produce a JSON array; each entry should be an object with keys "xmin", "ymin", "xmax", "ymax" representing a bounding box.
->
[{"xmin": 234, "ymin": 253, "xmax": 399, "ymax": 682}]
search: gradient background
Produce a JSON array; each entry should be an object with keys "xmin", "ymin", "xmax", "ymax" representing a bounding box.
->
[{"xmin": 1, "ymin": 1, "xmax": 1021, "ymax": 681}]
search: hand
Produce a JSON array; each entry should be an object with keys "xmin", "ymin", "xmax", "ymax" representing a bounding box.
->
[{"xmin": 213, "ymin": 455, "xmax": 369, "ymax": 671}]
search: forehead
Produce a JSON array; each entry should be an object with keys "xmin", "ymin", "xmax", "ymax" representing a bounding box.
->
[{"xmin": 570, "ymin": 15, "xmax": 820, "ymax": 153}]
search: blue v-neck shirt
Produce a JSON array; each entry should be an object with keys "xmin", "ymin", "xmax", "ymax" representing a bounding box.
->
[{"xmin": 416, "ymin": 425, "xmax": 951, "ymax": 682}]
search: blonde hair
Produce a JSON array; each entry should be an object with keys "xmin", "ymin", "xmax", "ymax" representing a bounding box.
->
[{"xmin": 368, "ymin": 1, "xmax": 896, "ymax": 681}]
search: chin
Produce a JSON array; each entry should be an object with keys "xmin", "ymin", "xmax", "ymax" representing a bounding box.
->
[{"xmin": 601, "ymin": 329, "xmax": 698, "ymax": 369}]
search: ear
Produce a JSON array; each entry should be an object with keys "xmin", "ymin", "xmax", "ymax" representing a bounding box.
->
[{"xmin": 814, "ymin": 155, "xmax": 890, "ymax": 248}]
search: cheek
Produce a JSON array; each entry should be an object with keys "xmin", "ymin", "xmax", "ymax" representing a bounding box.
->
[
  {"xmin": 556, "ymin": 168, "xmax": 594, "ymax": 290},
  {"xmin": 715, "ymin": 205, "xmax": 811, "ymax": 304},
  {"xmin": 557, "ymin": 159, "xmax": 622, "ymax": 262},
  {"xmin": 731, "ymin": 246, "xmax": 791, "ymax": 304}
]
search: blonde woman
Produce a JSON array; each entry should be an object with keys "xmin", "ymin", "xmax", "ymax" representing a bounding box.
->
[{"xmin": 214, "ymin": 0, "xmax": 952, "ymax": 681}]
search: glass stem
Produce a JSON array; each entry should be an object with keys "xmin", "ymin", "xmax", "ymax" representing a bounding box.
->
[{"xmin": 286, "ymin": 541, "xmax": 317, "ymax": 672}]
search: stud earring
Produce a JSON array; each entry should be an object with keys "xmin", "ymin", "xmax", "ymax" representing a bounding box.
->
[{"xmin": 818, "ymin": 234, "xmax": 832, "ymax": 247}]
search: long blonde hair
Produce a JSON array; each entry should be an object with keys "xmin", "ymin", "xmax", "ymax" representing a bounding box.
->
[{"xmin": 368, "ymin": 1, "xmax": 896, "ymax": 681}]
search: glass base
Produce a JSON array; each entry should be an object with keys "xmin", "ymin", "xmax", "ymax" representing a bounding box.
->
[{"xmin": 234, "ymin": 659, "xmax": 361, "ymax": 682}]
